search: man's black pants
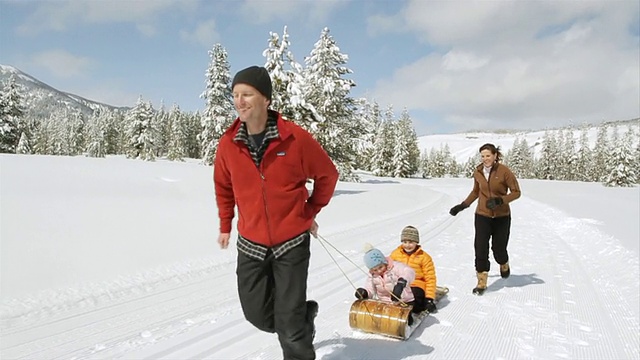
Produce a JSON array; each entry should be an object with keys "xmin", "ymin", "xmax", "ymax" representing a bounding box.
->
[
  {"xmin": 474, "ymin": 214, "xmax": 511, "ymax": 272},
  {"xmin": 236, "ymin": 234, "xmax": 314, "ymax": 360}
]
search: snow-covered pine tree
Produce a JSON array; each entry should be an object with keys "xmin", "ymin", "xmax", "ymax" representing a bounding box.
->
[
  {"xmin": 593, "ymin": 124, "xmax": 609, "ymax": 182},
  {"xmin": 86, "ymin": 110, "xmax": 109, "ymax": 158},
  {"xmin": 431, "ymin": 145, "xmax": 447, "ymax": 178},
  {"xmin": 518, "ymin": 137, "xmax": 535, "ymax": 179},
  {"xmin": 561, "ymin": 128, "xmax": 578, "ymax": 181},
  {"xmin": 371, "ymin": 106, "xmax": 396, "ymax": 177},
  {"xmin": 352, "ymin": 98, "xmax": 380, "ymax": 171},
  {"xmin": 16, "ymin": 132, "xmax": 30, "ymax": 154},
  {"xmin": 200, "ymin": 44, "xmax": 234, "ymax": 165},
  {"xmin": 185, "ymin": 112, "xmax": 203, "ymax": 159},
  {"xmin": 391, "ymin": 108, "xmax": 419, "ymax": 177},
  {"xmin": 0, "ymin": 75, "xmax": 26, "ymax": 153},
  {"xmin": 125, "ymin": 96, "xmax": 156, "ymax": 161},
  {"xmin": 264, "ymin": 27, "xmax": 295, "ymax": 122},
  {"xmin": 154, "ymin": 102, "xmax": 170, "ymax": 157},
  {"xmin": 575, "ymin": 126, "xmax": 594, "ymax": 182},
  {"xmin": 167, "ymin": 104, "xmax": 188, "ymax": 161},
  {"xmin": 441, "ymin": 144, "xmax": 457, "ymax": 177},
  {"xmin": 303, "ymin": 27, "xmax": 359, "ymax": 181},
  {"xmin": 536, "ymin": 130, "xmax": 559, "ymax": 180},
  {"xmin": 419, "ymin": 149, "xmax": 431, "ymax": 178},
  {"xmin": 66, "ymin": 110, "xmax": 85, "ymax": 156},
  {"xmin": 506, "ymin": 137, "xmax": 524, "ymax": 177},
  {"xmin": 463, "ymin": 155, "xmax": 479, "ymax": 178},
  {"xmin": 105, "ymin": 110, "xmax": 125, "ymax": 155},
  {"xmin": 604, "ymin": 128, "xmax": 637, "ymax": 187}
]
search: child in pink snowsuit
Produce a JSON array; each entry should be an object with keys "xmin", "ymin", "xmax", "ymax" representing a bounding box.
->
[{"xmin": 355, "ymin": 245, "xmax": 415, "ymax": 304}]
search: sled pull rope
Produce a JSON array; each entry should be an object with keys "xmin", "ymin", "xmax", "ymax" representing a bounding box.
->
[
  {"xmin": 316, "ymin": 233, "xmax": 409, "ymax": 307},
  {"xmin": 316, "ymin": 233, "xmax": 363, "ymax": 291}
]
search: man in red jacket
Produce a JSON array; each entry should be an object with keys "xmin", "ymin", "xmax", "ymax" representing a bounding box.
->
[{"xmin": 214, "ymin": 65, "xmax": 338, "ymax": 360}]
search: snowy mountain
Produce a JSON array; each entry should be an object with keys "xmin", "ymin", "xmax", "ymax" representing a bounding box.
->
[
  {"xmin": 0, "ymin": 64, "xmax": 129, "ymax": 117},
  {"xmin": 1, "ymin": 154, "xmax": 638, "ymax": 359}
]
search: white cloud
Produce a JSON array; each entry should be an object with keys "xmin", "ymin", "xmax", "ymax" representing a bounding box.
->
[
  {"xmin": 30, "ymin": 50, "xmax": 93, "ymax": 79},
  {"xmin": 16, "ymin": 0, "xmax": 197, "ymax": 36},
  {"xmin": 238, "ymin": 0, "xmax": 347, "ymax": 25},
  {"xmin": 180, "ymin": 19, "xmax": 220, "ymax": 48},
  {"xmin": 371, "ymin": 0, "xmax": 640, "ymax": 131}
]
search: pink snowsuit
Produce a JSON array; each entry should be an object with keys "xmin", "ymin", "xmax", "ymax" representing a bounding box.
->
[{"xmin": 364, "ymin": 257, "xmax": 416, "ymax": 303}]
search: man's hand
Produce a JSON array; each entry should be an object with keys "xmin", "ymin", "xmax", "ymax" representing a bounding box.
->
[
  {"xmin": 310, "ymin": 220, "xmax": 319, "ymax": 238},
  {"xmin": 218, "ymin": 233, "xmax": 231, "ymax": 249}
]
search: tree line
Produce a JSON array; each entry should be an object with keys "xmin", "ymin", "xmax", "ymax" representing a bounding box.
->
[
  {"xmin": 0, "ymin": 26, "xmax": 637, "ymax": 186},
  {"xmin": 420, "ymin": 122, "xmax": 639, "ymax": 187},
  {"xmin": 0, "ymin": 26, "xmax": 420, "ymax": 182}
]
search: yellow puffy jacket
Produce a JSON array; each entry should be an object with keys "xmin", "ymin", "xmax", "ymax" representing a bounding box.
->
[{"xmin": 390, "ymin": 245, "xmax": 437, "ymax": 299}]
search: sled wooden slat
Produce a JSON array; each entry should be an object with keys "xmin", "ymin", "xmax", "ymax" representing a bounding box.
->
[{"xmin": 348, "ymin": 299, "xmax": 412, "ymax": 340}]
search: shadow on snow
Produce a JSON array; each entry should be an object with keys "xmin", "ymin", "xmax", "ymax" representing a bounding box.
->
[
  {"xmin": 315, "ymin": 334, "xmax": 434, "ymax": 360},
  {"xmin": 486, "ymin": 273, "xmax": 545, "ymax": 293}
]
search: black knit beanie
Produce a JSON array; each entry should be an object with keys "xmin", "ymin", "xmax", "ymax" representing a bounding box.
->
[{"xmin": 232, "ymin": 66, "xmax": 272, "ymax": 101}]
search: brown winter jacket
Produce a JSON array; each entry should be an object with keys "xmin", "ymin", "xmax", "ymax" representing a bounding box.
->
[
  {"xmin": 462, "ymin": 162, "xmax": 521, "ymax": 218},
  {"xmin": 390, "ymin": 245, "xmax": 437, "ymax": 299}
]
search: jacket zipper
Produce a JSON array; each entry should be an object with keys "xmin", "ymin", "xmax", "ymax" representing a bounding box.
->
[
  {"xmin": 258, "ymin": 164, "xmax": 274, "ymax": 246},
  {"xmin": 486, "ymin": 166, "xmax": 495, "ymax": 218}
]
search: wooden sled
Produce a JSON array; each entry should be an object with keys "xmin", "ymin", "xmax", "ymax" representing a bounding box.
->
[{"xmin": 349, "ymin": 286, "xmax": 449, "ymax": 340}]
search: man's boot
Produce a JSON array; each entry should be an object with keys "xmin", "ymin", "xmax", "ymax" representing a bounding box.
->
[
  {"xmin": 472, "ymin": 271, "xmax": 488, "ymax": 295},
  {"xmin": 500, "ymin": 262, "xmax": 510, "ymax": 279},
  {"xmin": 306, "ymin": 300, "xmax": 318, "ymax": 340}
]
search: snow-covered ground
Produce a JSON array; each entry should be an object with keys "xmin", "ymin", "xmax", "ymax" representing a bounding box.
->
[{"xmin": 1, "ymin": 154, "xmax": 638, "ymax": 360}]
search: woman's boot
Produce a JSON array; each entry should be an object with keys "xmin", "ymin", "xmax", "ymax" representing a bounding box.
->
[{"xmin": 472, "ymin": 271, "xmax": 488, "ymax": 295}]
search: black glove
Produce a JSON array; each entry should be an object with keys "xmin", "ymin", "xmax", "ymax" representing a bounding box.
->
[
  {"xmin": 449, "ymin": 203, "xmax": 467, "ymax": 216},
  {"xmin": 425, "ymin": 298, "xmax": 437, "ymax": 313},
  {"xmin": 355, "ymin": 288, "xmax": 368, "ymax": 299},
  {"xmin": 486, "ymin": 197, "xmax": 504, "ymax": 210},
  {"xmin": 391, "ymin": 278, "xmax": 407, "ymax": 302}
]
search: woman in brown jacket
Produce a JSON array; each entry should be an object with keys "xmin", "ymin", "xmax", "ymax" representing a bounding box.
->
[{"xmin": 449, "ymin": 143, "xmax": 521, "ymax": 295}]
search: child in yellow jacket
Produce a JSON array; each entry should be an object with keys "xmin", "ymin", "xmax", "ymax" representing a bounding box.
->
[{"xmin": 390, "ymin": 225, "xmax": 438, "ymax": 313}]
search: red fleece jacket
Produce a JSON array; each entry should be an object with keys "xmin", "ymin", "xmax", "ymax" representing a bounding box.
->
[{"xmin": 213, "ymin": 114, "xmax": 338, "ymax": 247}]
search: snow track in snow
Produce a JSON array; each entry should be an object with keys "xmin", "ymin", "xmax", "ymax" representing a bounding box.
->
[{"xmin": 1, "ymin": 178, "xmax": 638, "ymax": 360}]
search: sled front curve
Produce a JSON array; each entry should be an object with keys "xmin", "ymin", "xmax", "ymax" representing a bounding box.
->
[{"xmin": 348, "ymin": 299, "xmax": 413, "ymax": 340}]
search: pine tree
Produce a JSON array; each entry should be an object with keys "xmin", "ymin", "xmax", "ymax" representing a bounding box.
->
[
  {"xmin": 463, "ymin": 155, "xmax": 479, "ymax": 178},
  {"xmin": 86, "ymin": 111, "xmax": 108, "ymax": 157},
  {"xmin": 16, "ymin": 132, "xmax": 30, "ymax": 154},
  {"xmin": 506, "ymin": 138, "xmax": 524, "ymax": 177},
  {"xmin": 536, "ymin": 131, "xmax": 559, "ymax": 180},
  {"xmin": 593, "ymin": 124, "xmax": 609, "ymax": 182},
  {"xmin": 419, "ymin": 149, "xmax": 431, "ymax": 178},
  {"xmin": 561, "ymin": 128, "xmax": 578, "ymax": 181},
  {"xmin": 167, "ymin": 104, "xmax": 188, "ymax": 161},
  {"xmin": 0, "ymin": 75, "xmax": 26, "ymax": 153},
  {"xmin": 575, "ymin": 127, "xmax": 594, "ymax": 182},
  {"xmin": 154, "ymin": 102, "xmax": 170, "ymax": 157},
  {"xmin": 352, "ymin": 98, "xmax": 380, "ymax": 171},
  {"xmin": 200, "ymin": 44, "xmax": 234, "ymax": 165},
  {"xmin": 391, "ymin": 109, "xmax": 419, "ymax": 177},
  {"xmin": 371, "ymin": 106, "xmax": 395, "ymax": 177},
  {"xmin": 125, "ymin": 96, "xmax": 156, "ymax": 160},
  {"xmin": 303, "ymin": 27, "xmax": 359, "ymax": 181},
  {"xmin": 604, "ymin": 128, "xmax": 637, "ymax": 187}
]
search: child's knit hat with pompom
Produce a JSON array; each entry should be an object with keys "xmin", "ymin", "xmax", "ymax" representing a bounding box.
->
[{"xmin": 363, "ymin": 243, "xmax": 388, "ymax": 270}]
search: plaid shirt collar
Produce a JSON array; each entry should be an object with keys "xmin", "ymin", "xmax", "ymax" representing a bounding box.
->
[{"xmin": 233, "ymin": 110, "xmax": 280, "ymax": 144}]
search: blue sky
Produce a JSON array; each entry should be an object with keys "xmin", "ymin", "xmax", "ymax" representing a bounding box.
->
[{"xmin": 1, "ymin": 0, "xmax": 638, "ymax": 135}]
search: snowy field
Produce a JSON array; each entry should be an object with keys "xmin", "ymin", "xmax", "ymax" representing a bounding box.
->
[{"xmin": 1, "ymin": 154, "xmax": 639, "ymax": 360}]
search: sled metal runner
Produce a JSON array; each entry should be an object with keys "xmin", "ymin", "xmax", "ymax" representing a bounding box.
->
[{"xmin": 348, "ymin": 286, "xmax": 449, "ymax": 340}]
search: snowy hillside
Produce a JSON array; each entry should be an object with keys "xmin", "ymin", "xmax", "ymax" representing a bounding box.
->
[
  {"xmin": 419, "ymin": 118, "xmax": 639, "ymax": 163},
  {"xmin": 1, "ymin": 155, "xmax": 638, "ymax": 359},
  {"xmin": 0, "ymin": 64, "xmax": 129, "ymax": 117}
]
